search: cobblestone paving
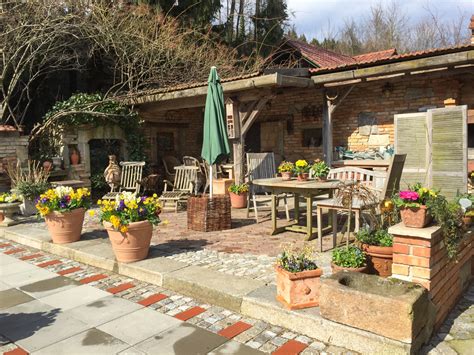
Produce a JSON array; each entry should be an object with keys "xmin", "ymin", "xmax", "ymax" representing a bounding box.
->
[{"xmin": 0, "ymin": 238, "xmax": 354, "ymax": 354}]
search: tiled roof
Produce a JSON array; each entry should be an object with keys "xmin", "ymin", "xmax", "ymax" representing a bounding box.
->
[
  {"xmin": 285, "ymin": 39, "xmax": 356, "ymax": 68},
  {"xmin": 309, "ymin": 43, "xmax": 474, "ymax": 73},
  {"xmin": 353, "ymin": 48, "xmax": 397, "ymax": 63}
]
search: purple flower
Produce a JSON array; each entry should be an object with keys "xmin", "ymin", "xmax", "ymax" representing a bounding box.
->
[
  {"xmin": 138, "ymin": 207, "xmax": 146, "ymax": 216},
  {"xmin": 117, "ymin": 200, "xmax": 125, "ymax": 211},
  {"xmin": 41, "ymin": 197, "xmax": 48, "ymax": 204},
  {"xmin": 59, "ymin": 202, "xmax": 67, "ymax": 209}
]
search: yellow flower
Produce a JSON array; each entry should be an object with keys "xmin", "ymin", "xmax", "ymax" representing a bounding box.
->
[
  {"xmin": 161, "ymin": 219, "xmax": 169, "ymax": 226},
  {"xmin": 119, "ymin": 226, "xmax": 128, "ymax": 233},
  {"xmin": 153, "ymin": 193, "xmax": 158, "ymax": 198},
  {"xmin": 97, "ymin": 200, "xmax": 102, "ymax": 205},
  {"xmin": 295, "ymin": 160, "xmax": 308, "ymax": 168},
  {"xmin": 88, "ymin": 210, "xmax": 95, "ymax": 217}
]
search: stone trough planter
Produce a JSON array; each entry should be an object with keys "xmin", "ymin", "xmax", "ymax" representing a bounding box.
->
[{"xmin": 319, "ymin": 272, "xmax": 435, "ymax": 348}]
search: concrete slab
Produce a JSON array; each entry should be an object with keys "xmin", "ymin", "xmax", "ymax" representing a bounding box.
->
[
  {"xmin": 43, "ymin": 239, "xmax": 104, "ymax": 260},
  {"xmin": 241, "ymin": 285, "xmax": 411, "ymax": 354},
  {"xmin": 6, "ymin": 311, "xmax": 89, "ymax": 352},
  {"xmin": 5, "ymin": 226, "xmax": 51, "ymax": 249},
  {"xmin": 163, "ymin": 265, "xmax": 264, "ymax": 312},
  {"xmin": 32, "ymin": 328, "xmax": 130, "ymax": 355},
  {"xmin": 0, "ymin": 281, "xmax": 11, "ymax": 291},
  {"xmin": 134, "ymin": 323, "xmax": 228, "ymax": 355},
  {"xmin": 117, "ymin": 257, "xmax": 188, "ymax": 286},
  {"xmin": 40, "ymin": 284, "xmax": 110, "ymax": 311},
  {"xmin": 117, "ymin": 347, "xmax": 146, "ymax": 355},
  {"xmin": 0, "ymin": 288, "xmax": 35, "ymax": 310},
  {"xmin": 66, "ymin": 296, "xmax": 143, "ymax": 327},
  {"xmin": 72, "ymin": 242, "xmax": 117, "ymax": 271},
  {"xmin": 2, "ymin": 268, "xmax": 57, "ymax": 287},
  {"xmin": 0, "ymin": 253, "xmax": 23, "ymax": 266},
  {"xmin": 0, "ymin": 300, "xmax": 57, "ymax": 335},
  {"xmin": 20, "ymin": 276, "xmax": 79, "ymax": 299},
  {"xmin": 209, "ymin": 340, "xmax": 265, "ymax": 355},
  {"xmin": 97, "ymin": 307, "xmax": 182, "ymax": 346},
  {"xmin": 0, "ymin": 258, "xmax": 38, "ymax": 276}
]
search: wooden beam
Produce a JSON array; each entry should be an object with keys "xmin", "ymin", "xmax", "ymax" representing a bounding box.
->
[
  {"xmin": 329, "ymin": 86, "xmax": 354, "ymax": 114},
  {"xmin": 241, "ymin": 98, "xmax": 270, "ymax": 136}
]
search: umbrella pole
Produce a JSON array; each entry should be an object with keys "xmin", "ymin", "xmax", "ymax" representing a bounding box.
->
[{"xmin": 209, "ymin": 164, "xmax": 213, "ymax": 199}]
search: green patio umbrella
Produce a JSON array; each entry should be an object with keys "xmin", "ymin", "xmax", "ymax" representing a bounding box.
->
[{"xmin": 201, "ymin": 67, "xmax": 230, "ymax": 198}]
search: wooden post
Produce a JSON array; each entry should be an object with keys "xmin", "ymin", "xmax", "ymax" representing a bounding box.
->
[{"xmin": 322, "ymin": 92, "xmax": 333, "ymax": 165}]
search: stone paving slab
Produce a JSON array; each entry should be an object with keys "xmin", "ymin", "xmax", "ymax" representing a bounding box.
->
[
  {"xmin": 2, "ymin": 267, "xmax": 57, "ymax": 287},
  {"xmin": 0, "ymin": 288, "xmax": 35, "ymax": 310},
  {"xmin": 39, "ymin": 284, "xmax": 110, "ymax": 311},
  {"xmin": 19, "ymin": 276, "xmax": 79, "ymax": 299}
]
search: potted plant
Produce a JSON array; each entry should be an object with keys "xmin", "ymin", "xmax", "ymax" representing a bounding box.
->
[
  {"xmin": 310, "ymin": 159, "xmax": 330, "ymax": 181},
  {"xmin": 228, "ymin": 183, "xmax": 248, "ymax": 209},
  {"xmin": 98, "ymin": 192, "xmax": 161, "ymax": 263},
  {"xmin": 393, "ymin": 183, "xmax": 435, "ymax": 228},
  {"xmin": 457, "ymin": 194, "xmax": 474, "ymax": 228},
  {"xmin": 294, "ymin": 160, "xmax": 310, "ymax": 181},
  {"xmin": 36, "ymin": 186, "xmax": 91, "ymax": 244},
  {"xmin": 331, "ymin": 245, "xmax": 367, "ymax": 273},
  {"xmin": 7, "ymin": 160, "xmax": 50, "ymax": 216},
  {"xmin": 356, "ymin": 228, "xmax": 393, "ymax": 277},
  {"xmin": 278, "ymin": 161, "xmax": 294, "ymax": 181},
  {"xmin": 275, "ymin": 244, "xmax": 322, "ymax": 309},
  {"xmin": 0, "ymin": 192, "xmax": 22, "ymax": 226}
]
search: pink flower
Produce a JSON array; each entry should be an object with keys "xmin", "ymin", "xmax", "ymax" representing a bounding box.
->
[{"xmin": 399, "ymin": 190, "xmax": 419, "ymax": 201}]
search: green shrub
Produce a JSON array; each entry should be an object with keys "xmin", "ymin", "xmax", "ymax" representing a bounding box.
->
[
  {"xmin": 356, "ymin": 227, "xmax": 393, "ymax": 247},
  {"xmin": 332, "ymin": 245, "xmax": 366, "ymax": 268}
]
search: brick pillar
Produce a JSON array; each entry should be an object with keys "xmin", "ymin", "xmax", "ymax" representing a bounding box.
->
[{"xmin": 389, "ymin": 223, "xmax": 473, "ymax": 328}]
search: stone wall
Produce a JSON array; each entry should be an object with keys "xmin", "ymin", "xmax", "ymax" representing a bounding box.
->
[
  {"xmin": 0, "ymin": 126, "xmax": 29, "ymax": 191},
  {"xmin": 389, "ymin": 223, "xmax": 473, "ymax": 329}
]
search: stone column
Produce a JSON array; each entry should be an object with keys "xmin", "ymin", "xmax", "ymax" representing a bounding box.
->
[{"xmin": 389, "ymin": 223, "xmax": 473, "ymax": 328}]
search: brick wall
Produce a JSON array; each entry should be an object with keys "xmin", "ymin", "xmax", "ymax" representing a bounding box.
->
[{"xmin": 389, "ymin": 223, "xmax": 473, "ymax": 329}]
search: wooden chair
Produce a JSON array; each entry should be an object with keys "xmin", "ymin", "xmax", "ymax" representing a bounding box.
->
[
  {"xmin": 159, "ymin": 166, "xmax": 197, "ymax": 212},
  {"xmin": 162, "ymin": 155, "xmax": 181, "ymax": 183},
  {"xmin": 316, "ymin": 154, "xmax": 406, "ymax": 251},
  {"xmin": 102, "ymin": 161, "xmax": 145, "ymax": 200},
  {"xmin": 183, "ymin": 156, "xmax": 205, "ymax": 194},
  {"xmin": 246, "ymin": 152, "xmax": 290, "ymax": 223}
]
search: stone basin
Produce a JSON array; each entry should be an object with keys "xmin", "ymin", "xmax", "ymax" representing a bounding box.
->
[
  {"xmin": 0, "ymin": 202, "xmax": 21, "ymax": 227},
  {"xmin": 319, "ymin": 272, "xmax": 436, "ymax": 349}
]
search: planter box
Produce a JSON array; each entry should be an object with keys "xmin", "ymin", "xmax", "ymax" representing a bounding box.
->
[
  {"xmin": 275, "ymin": 266, "xmax": 323, "ymax": 310},
  {"xmin": 319, "ymin": 272, "xmax": 435, "ymax": 345},
  {"xmin": 212, "ymin": 178, "xmax": 233, "ymax": 195},
  {"xmin": 187, "ymin": 195, "xmax": 231, "ymax": 232},
  {"xmin": 400, "ymin": 205, "xmax": 432, "ymax": 228}
]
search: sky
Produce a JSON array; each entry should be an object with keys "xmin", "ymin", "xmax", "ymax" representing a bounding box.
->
[{"xmin": 286, "ymin": 0, "xmax": 474, "ymax": 40}]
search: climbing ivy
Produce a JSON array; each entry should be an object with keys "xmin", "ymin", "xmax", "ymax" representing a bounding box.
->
[{"xmin": 37, "ymin": 93, "xmax": 147, "ymax": 162}]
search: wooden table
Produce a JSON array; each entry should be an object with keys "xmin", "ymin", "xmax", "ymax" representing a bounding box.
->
[{"xmin": 252, "ymin": 178, "xmax": 348, "ymax": 251}]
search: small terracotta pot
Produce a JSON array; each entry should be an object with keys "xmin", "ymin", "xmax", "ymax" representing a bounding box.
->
[
  {"xmin": 43, "ymin": 161, "xmax": 53, "ymax": 172},
  {"xmin": 297, "ymin": 173, "xmax": 309, "ymax": 181},
  {"xmin": 0, "ymin": 212, "xmax": 4, "ymax": 223},
  {"xmin": 281, "ymin": 172, "xmax": 293, "ymax": 181},
  {"xmin": 462, "ymin": 216, "xmax": 472, "ymax": 228},
  {"xmin": 44, "ymin": 208, "xmax": 85, "ymax": 244},
  {"xmin": 105, "ymin": 220, "xmax": 153, "ymax": 263},
  {"xmin": 70, "ymin": 150, "xmax": 80, "ymax": 165},
  {"xmin": 315, "ymin": 175, "xmax": 328, "ymax": 181},
  {"xmin": 400, "ymin": 205, "xmax": 432, "ymax": 228},
  {"xmin": 229, "ymin": 192, "xmax": 247, "ymax": 209},
  {"xmin": 361, "ymin": 243, "xmax": 393, "ymax": 277},
  {"xmin": 330, "ymin": 262, "xmax": 368, "ymax": 274},
  {"xmin": 275, "ymin": 266, "xmax": 323, "ymax": 310}
]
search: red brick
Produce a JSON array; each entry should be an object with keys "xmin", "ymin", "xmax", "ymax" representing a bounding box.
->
[
  {"xmin": 411, "ymin": 266, "xmax": 431, "ymax": 279},
  {"xmin": 393, "ymin": 237, "xmax": 431, "ymax": 247},
  {"xmin": 392, "ymin": 243, "xmax": 410, "ymax": 254},
  {"xmin": 4, "ymin": 248, "xmax": 25, "ymax": 255},
  {"xmin": 37, "ymin": 260, "xmax": 62, "ymax": 268},
  {"xmin": 392, "ymin": 263, "xmax": 409, "ymax": 276},
  {"xmin": 393, "ymin": 254, "xmax": 430, "ymax": 268},
  {"xmin": 138, "ymin": 293, "xmax": 168, "ymax": 307},
  {"xmin": 218, "ymin": 321, "xmax": 252, "ymax": 339},
  {"xmin": 57, "ymin": 267, "xmax": 82, "ymax": 275},
  {"xmin": 412, "ymin": 246, "xmax": 431, "ymax": 258},
  {"xmin": 106, "ymin": 283, "xmax": 135, "ymax": 294},
  {"xmin": 0, "ymin": 243, "xmax": 12, "ymax": 248},
  {"xmin": 4, "ymin": 347, "xmax": 29, "ymax": 355},
  {"xmin": 272, "ymin": 340, "xmax": 308, "ymax": 355},
  {"xmin": 20, "ymin": 253, "xmax": 43, "ymax": 261},
  {"xmin": 174, "ymin": 306, "xmax": 206, "ymax": 321},
  {"xmin": 79, "ymin": 274, "xmax": 108, "ymax": 284}
]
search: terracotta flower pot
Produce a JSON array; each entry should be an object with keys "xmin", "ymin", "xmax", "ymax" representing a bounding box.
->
[
  {"xmin": 315, "ymin": 175, "xmax": 328, "ymax": 181},
  {"xmin": 105, "ymin": 220, "xmax": 153, "ymax": 263},
  {"xmin": 330, "ymin": 262, "xmax": 368, "ymax": 274},
  {"xmin": 361, "ymin": 243, "xmax": 393, "ymax": 277},
  {"xmin": 229, "ymin": 192, "xmax": 247, "ymax": 209},
  {"xmin": 70, "ymin": 150, "xmax": 80, "ymax": 165},
  {"xmin": 281, "ymin": 172, "xmax": 293, "ymax": 181},
  {"xmin": 275, "ymin": 265, "xmax": 323, "ymax": 310},
  {"xmin": 44, "ymin": 208, "xmax": 85, "ymax": 244},
  {"xmin": 297, "ymin": 173, "xmax": 309, "ymax": 181},
  {"xmin": 43, "ymin": 161, "xmax": 53, "ymax": 172},
  {"xmin": 462, "ymin": 216, "xmax": 472, "ymax": 228},
  {"xmin": 400, "ymin": 205, "xmax": 432, "ymax": 228}
]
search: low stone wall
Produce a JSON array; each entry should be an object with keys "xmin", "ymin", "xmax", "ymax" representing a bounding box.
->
[
  {"xmin": 389, "ymin": 223, "xmax": 473, "ymax": 329},
  {"xmin": 0, "ymin": 127, "xmax": 29, "ymax": 191}
]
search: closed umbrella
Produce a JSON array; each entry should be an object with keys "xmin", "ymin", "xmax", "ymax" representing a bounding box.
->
[{"xmin": 201, "ymin": 67, "xmax": 230, "ymax": 198}]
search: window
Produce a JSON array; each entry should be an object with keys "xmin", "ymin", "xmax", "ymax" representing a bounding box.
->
[{"xmin": 302, "ymin": 128, "xmax": 322, "ymax": 147}]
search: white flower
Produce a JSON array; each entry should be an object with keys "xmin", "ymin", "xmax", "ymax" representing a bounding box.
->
[{"xmin": 54, "ymin": 186, "xmax": 73, "ymax": 198}]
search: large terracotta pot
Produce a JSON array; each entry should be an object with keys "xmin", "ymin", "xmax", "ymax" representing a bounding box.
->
[
  {"xmin": 44, "ymin": 208, "xmax": 85, "ymax": 244},
  {"xmin": 105, "ymin": 220, "xmax": 153, "ymax": 263},
  {"xmin": 229, "ymin": 192, "xmax": 247, "ymax": 209},
  {"xmin": 361, "ymin": 243, "xmax": 393, "ymax": 277},
  {"xmin": 330, "ymin": 262, "xmax": 368, "ymax": 274},
  {"xmin": 297, "ymin": 173, "xmax": 309, "ymax": 181},
  {"xmin": 400, "ymin": 205, "xmax": 432, "ymax": 228},
  {"xmin": 281, "ymin": 172, "xmax": 293, "ymax": 181},
  {"xmin": 462, "ymin": 216, "xmax": 472, "ymax": 228},
  {"xmin": 275, "ymin": 266, "xmax": 323, "ymax": 310}
]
